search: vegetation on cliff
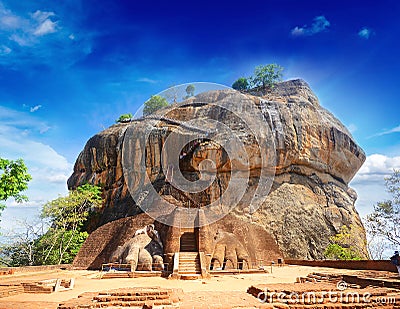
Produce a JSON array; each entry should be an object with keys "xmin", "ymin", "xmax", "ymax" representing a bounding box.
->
[
  {"xmin": 324, "ymin": 224, "xmax": 367, "ymax": 260},
  {"xmin": 116, "ymin": 113, "xmax": 133, "ymax": 123}
]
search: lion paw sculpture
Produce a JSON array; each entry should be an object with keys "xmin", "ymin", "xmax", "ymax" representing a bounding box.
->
[
  {"xmin": 111, "ymin": 224, "xmax": 164, "ymax": 271},
  {"xmin": 210, "ymin": 230, "xmax": 250, "ymax": 270}
]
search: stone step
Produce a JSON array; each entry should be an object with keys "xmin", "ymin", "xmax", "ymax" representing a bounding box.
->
[
  {"xmin": 178, "ymin": 251, "xmax": 201, "ymax": 275},
  {"xmin": 179, "ymin": 260, "xmax": 200, "ymax": 264},
  {"xmin": 179, "ymin": 252, "xmax": 199, "ymax": 256},
  {"xmin": 179, "ymin": 270, "xmax": 201, "ymax": 274},
  {"xmin": 98, "ymin": 289, "xmax": 170, "ymax": 297},
  {"xmin": 0, "ymin": 285, "xmax": 24, "ymax": 298},
  {"xmin": 179, "ymin": 258, "xmax": 200, "ymax": 262},
  {"xmin": 92, "ymin": 300, "xmax": 174, "ymax": 307},
  {"xmin": 94, "ymin": 294, "xmax": 170, "ymax": 302},
  {"xmin": 180, "ymin": 274, "xmax": 202, "ymax": 280},
  {"xmin": 101, "ymin": 272, "xmax": 133, "ymax": 279},
  {"xmin": 179, "ymin": 261, "xmax": 199, "ymax": 264},
  {"xmin": 179, "ymin": 267, "xmax": 200, "ymax": 271}
]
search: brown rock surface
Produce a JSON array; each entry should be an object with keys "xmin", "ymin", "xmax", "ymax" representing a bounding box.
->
[{"xmin": 68, "ymin": 79, "xmax": 366, "ymax": 259}]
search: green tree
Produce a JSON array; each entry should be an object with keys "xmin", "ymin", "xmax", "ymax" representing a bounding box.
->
[
  {"xmin": 232, "ymin": 77, "xmax": 249, "ymax": 91},
  {"xmin": 184, "ymin": 84, "xmax": 195, "ymax": 99},
  {"xmin": 37, "ymin": 183, "xmax": 102, "ymax": 264},
  {"xmin": 116, "ymin": 113, "xmax": 132, "ymax": 123},
  {"xmin": 143, "ymin": 95, "xmax": 169, "ymax": 116},
  {"xmin": 0, "ymin": 158, "xmax": 32, "ymax": 214},
  {"xmin": 249, "ymin": 64, "xmax": 284, "ymax": 89},
  {"xmin": 366, "ymin": 169, "xmax": 400, "ymax": 248},
  {"xmin": 324, "ymin": 224, "xmax": 367, "ymax": 260}
]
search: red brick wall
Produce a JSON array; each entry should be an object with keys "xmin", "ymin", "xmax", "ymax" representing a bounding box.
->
[
  {"xmin": 0, "ymin": 264, "xmax": 71, "ymax": 274},
  {"xmin": 286, "ymin": 259, "xmax": 397, "ymax": 272}
]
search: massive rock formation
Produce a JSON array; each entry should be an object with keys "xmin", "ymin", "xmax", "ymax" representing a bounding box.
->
[{"xmin": 68, "ymin": 79, "xmax": 366, "ymax": 259}]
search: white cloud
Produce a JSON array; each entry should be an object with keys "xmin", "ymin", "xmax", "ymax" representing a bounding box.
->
[
  {"xmin": 291, "ymin": 27, "xmax": 305, "ymax": 36},
  {"xmin": 352, "ymin": 154, "xmax": 400, "ymax": 184},
  {"xmin": 0, "ymin": 105, "xmax": 50, "ymax": 134},
  {"xmin": 358, "ymin": 27, "xmax": 373, "ymax": 39},
  {"xmin": 0, "ymin": 2, "xmax": 92, "ymax": 68},
  {"xmin": 30, "ymin": 104, "xmax": 42, "ymax": 112},
  {"xmin": 137, "ymin": 77, "xmax": 158, "ymax": 84},
  {"xmin": 33, "ymin": 18, "xmax": 57, "ymax": 36},
  {"xmin": 291, "ymin": 16, "xmax": 330, "ymax": 37},
  {"xmin": 0, "ymin": 3, "xmax": 59, "ymax": 48},
  {"xmin": 350, "ymin": 154, "xmax": 400, "ymax": 217},
  {"xmin": 0, "ymin": 44, "xmax": 11, "ymax": 55},
  {"xmin": 31, "ymin": 10, "xmax": 55, "ymax": 23},
  {"xmin": 371, "ymin": 124, "xmax": 400, "ymax": 138},
  {"xmin": 9, "ymin": 33, "xmax": 32, "ymax": 46},
  {"xmin": 0, "ymin": 3, "xmax": 23, "ymax": 29},
  {"xmin": 0, "ymin": 105, "xmax": 72, "ymax": 210}
]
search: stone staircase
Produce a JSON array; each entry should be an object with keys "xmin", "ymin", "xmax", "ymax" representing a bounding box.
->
[{"xmin": 178, "ymin": 252, "xmax": 201, "ymax": 279}]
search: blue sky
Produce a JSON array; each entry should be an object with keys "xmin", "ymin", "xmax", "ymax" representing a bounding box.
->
[{"xmin": 1, "ymin": 0, "xmax": 400, "ymax": 229}]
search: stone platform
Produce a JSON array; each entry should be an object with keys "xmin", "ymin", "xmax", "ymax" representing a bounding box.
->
[{"xmin": 58, "ymin": 287, "xmax": 182, "ymax": 309}]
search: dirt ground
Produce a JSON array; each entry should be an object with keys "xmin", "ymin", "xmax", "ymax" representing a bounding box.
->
[{"xmin": 0, "ymin": 266, "xmax": 397, "ymax": 309}]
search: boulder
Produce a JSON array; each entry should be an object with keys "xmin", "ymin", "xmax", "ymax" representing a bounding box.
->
[{"xmin": 68, "ymin": 79, "xmax": 366, "ymax": 259}]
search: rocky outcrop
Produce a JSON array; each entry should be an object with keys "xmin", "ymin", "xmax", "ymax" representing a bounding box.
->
[{"xmin": 68, "ymin": 79, "xmax": 366, "ymax": 259}]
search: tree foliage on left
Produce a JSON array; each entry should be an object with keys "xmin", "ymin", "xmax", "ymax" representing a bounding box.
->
[
  {"xmin": 0, "ymin": 157, "xmax": 32, "ymax": 214},
  {"xmin": 0, "ymin": 183, "xmax": 103, "ymax": 266},
  {"xmin": 143, "ymin": 95, "xmax": 169, "ymax": 116},
  {"xmin": 37, "ymin": 184, "xmax": 102, "ymax": 265}
]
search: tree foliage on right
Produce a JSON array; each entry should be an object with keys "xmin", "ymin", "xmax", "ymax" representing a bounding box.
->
[{"xmin": 365, "ymin": 169, "xmax": 400, "ymax": 249}]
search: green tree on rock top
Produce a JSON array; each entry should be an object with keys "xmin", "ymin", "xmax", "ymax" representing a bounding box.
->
[
  {"xmin": 116, "ymin": 113, "xmax": 133, "ymax": 123},
  {"xmin": 143, "ymin": 95, "xmax": 169, "ymax": 116},
  {"xmin": 184, "ymin": 84, "xmax": 195, "ymax": 99},
  {"xmin": 249, "ymin": 64, "xmax": 284, "ymax": 89},
  {"xmin": 232, "ymin": 77, "xmax": 249, "ymax": 91}
]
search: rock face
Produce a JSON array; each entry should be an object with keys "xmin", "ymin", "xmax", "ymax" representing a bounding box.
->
[{"xmin": 68, "ymin": 79, "xmax": 366, "ymax": 259}]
